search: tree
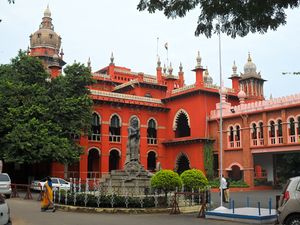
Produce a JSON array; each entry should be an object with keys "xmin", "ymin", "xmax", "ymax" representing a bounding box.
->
[
  {"xmin": 0, "ymin": 51, "xmax": 93, "ymax": 165},
  {"xmin": 150, "ymin": 170, "xmax": 182, "ymax": 201},
  {"xmin": 137, "ymin": 0, "xmax": 300, "ymax": 38},
  {"xmin": 180, "ymin": 169, "xmax": 208, "ymax": 191}
]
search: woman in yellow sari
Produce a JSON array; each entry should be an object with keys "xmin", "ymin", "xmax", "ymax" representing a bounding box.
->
[{"xmin": 41, "ymin": 177, "xmax": 55, "ymax": 212}]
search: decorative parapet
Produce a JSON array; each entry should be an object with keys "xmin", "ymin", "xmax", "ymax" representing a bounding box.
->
[
  {"xmin": 172, "ymin": 84, "xmax": 196, "ymax": 94},
  {"xmin": 143, "ymin": 77, "xmax": 158, "ymax": 84},
  {"xmin": 93, "ymin": 73, "xmax": 110, "ymax": 79},
  {"xmin": 113, "ymin": 79, "xmax": 139, "ymax": 91},
  {"xmin": 210, "ymin": 93, "xmax": 300, "ymax": 119},
  {"xmin": 165, "ymin": 74, "xmax": 178, "ymax": 79},
  {"xmin": 90, "ymin": 89, "xmax": 163, "ymax": 104},
  {"xmin": 204, "ymin": 83, "xmax": 235, "ymax": 93},
  {"xmin": 114, "ymin": 68, "xmax": 138, "ymax": 76}
]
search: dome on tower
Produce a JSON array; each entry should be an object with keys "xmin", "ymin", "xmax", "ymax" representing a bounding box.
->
[
  {"xmin": 30, "ymin": 5, "xmax": 61, "ymax": 52},
  {"xmin": 241, "ymin": 52, "xmax": 261, "ymax": 79},
  {"xmin": 243, "ymin": 53, "xmax": 256, "ymax": 74}
]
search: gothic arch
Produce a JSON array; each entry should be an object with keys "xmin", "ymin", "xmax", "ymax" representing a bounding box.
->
[
  {"xmin": 172, "ymin": 109, "xmax": 191, "ymax": 131},
  {"xmin": 92, "ymin": 111, "xmax": 102, "ymax": 122},
  {"xmin": 87, "ymin": 147, "xmax": 101, "ymax": 155},
  {"xmin": 146, "ymin": 149, "xmax": 158, "ymax": 156},
  {"xmin": 147, "ymin": 150, "xmax": 157, "ymax": 171},
  {"xmin": 175, "ymin": 152, "xmax": 191, "ymax": 174},
  {"xmin": 109, "ymin": 148, "xmax": 121, "ymax": 172},
  {"xmin": 147, "ymin": 117, "xmax": 158, "ymax": 129},
  {"xmin": 225, "ymin": 162, "xmax": 244, "ymax": 171},
  {"xmin": 109, "ymin": 148, "xmax": 121, "ymax": 156},
  {"xmin": 109, "ymin": 113, "xmax": 122, "ymax": 126}
]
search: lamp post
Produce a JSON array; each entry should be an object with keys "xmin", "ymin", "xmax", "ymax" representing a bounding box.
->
[{"xmin": 218, "ymin": 18, "xmax": 224, "ymax": 208}]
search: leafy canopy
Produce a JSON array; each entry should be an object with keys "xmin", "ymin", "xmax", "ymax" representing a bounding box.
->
[
  {"xmin": 0, "ymin": 51, "xmax": 93, "ymax": 164},
  {"xmin": 150, "ymin": 169, "xmax": 182, "ymax": 194},
  {"xmin": 137, "ymin": 0, "xmax": 300, "ymax": 38},
  {"xmin": 180, "ymin": 169, "xmax": 208, "ymax": 190}
]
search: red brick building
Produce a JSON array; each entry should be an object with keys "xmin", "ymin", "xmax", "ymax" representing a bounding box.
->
[{"xmin": 25, "ymin": 6, "xmax": 300, "ymax": 187}]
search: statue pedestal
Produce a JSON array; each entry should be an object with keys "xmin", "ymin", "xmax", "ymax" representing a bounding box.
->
[{"xmin": 99, "ymin": 162, "xmax": 153, "ymax": 194}]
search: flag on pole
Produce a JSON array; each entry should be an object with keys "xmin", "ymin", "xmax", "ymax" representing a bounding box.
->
[{"xmin": 164, "ymin": 42, "xmax": 168, "ymax": 50}]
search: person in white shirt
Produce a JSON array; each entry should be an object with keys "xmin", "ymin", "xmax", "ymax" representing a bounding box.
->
[{"xmin": 220, "ymin": 175, "xmax": 228, "ymax": 203}]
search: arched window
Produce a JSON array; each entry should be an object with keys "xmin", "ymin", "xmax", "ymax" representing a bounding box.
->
[
  {"xmin": 258, "ymin": 122, "xmax": 264, "ymax": 145},
  {"xmin": 228, "ymin": 165, "xmax": 243, "ymax": 181},
  {"xmin": 109, "ymin": 149, "xmax": 120, "ymax": 172},
  {"xmin": 89, "ymin": 113, "xmax": 101, "ymax": 141},
  {"xmin": 277, "ymin": 119, "xmax": 283, "ymax": 144},
  {"xmin": 288, "ymin": 118, "xmax": 296, "ymax": 143},
  {"xmin": 251, "ymin": 123, "xmax": 258, "ymax": 146},
  {"xmin": 175, "ymin": 112, "xmax": 190, "ymax": 138},
  {"xmin": 88, "ymin": 148, "xmax": 100, "ymax": 178},
  {"xmin": 235, "ymin": 125, "xmax": 241, "ymax": 147},
  {"xmin": 109, "ymin": 115, "xmax": 121, "ymax": 142},
  {"xmin": 252, "ymin": 123, "xmax": 257, "ymax": 140},
  {"xmin": 147, "ymin": 119, "xmax": 157, "ymax": 145},
  {"xmin": 228, "ymin": 125, "xmax": 242, "ymax": 148},
  {"xmin": 289, "ymin": 118, "xmax": 296, "ymax": 135},
  {"xmin": 269, "ymin": 120, "xmax": 276, "ymax": 144},
  {"xmin": 147, "ymin": 151, "xmax": 156, "ymax": 171},
  {"xmin": 277, "ymin": 119, "xmax": 283, "ymax": 137},
  {"xmin": 229, "ymin": 126, "xmax": 234, "ymax": 148}
]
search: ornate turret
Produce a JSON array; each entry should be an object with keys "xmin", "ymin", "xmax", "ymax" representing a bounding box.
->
[
  {"xmin": 239, "ymin": 53, "xmax": 266, "ymax": 102},
  {"xmin": 192, "ymin": 51, "xmax": 205, "ymax": 87},
  {"xmin": 29, "ymin": 5, "xmax": 65, "ymax": 78},
  {"xmin": 229, "ymin": 60, "xmax": 240, "ymax": 92}
]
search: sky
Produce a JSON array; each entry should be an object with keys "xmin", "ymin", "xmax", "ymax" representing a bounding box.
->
[{"xmin": 1, "ymin": 0, "xmax": 300, "ymax": 98}]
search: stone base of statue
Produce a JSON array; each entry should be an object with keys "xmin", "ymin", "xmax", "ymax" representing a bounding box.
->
[
  {"xmin": 99, "ymin": 117, "xmax": 153, "ymax": 194},
  {"xmin": 99, "ymin": 161, "xmax": 153, "ymax": 195}
]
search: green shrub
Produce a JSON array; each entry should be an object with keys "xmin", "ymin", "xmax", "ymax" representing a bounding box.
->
[
  {"xmin": 150, "ymin": 170, "xmax": 182, "ymax": 198},
  {"xmin": 180, "ymin": 169, "xmax": 208, "ymax": 191},
  {"xmin": 55, "ymin": 192, "xmax": 157, "ymax": 208}
]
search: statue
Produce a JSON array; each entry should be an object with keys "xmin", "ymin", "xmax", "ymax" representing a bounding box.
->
[{"xmin": 125, "ymin": 117, "xmax": 140, "ymax": 164}]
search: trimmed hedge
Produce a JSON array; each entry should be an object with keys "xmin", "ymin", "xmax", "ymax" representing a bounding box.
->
[
  {"xmin": 180, "ymin": 169, "xmax": 208, "ymax": 191},
  {"xmin": 150, "ymin": 170, "xmax": 182, "ymax": 194}
]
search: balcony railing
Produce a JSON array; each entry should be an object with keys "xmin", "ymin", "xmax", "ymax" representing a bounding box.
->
[
  {"xmin": 289, "ymin": 135, "xmax": 296, "ymax": 143},
  {"xmin": 251, "ymin": 138, "xmax": 264, "ymax": 146},
  {"xmin": 269, "ymin": 136, "xmax": 283, "ymax": 145},
  {"xmin": 259, "ymin": 138, "xmax": 264, "ymax": 145},
  {"xmin": 147, "ymin": 138, "xmax": 157, "ymax": 145},
  {"xmin": 109, "ymin": 135, "xmax": 121, "ymax": 143},
  {"xmin": 228, "ymin": 141, "xmax": 241, "ymax": 149},
  {"xmin": 269, "ymin": 137, "xmax": 276, "ymax": 145},
  {"xmin": 88, "ymin": 134, "xmax": 101, "ymax": 142}
]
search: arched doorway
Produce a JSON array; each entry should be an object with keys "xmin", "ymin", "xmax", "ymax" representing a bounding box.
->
[
  {"xmin": 88, "ymin": 148, "xmax": 100, "ymax": 178},
  {"xmin": 228, "ymin": 165, "xmax": 243, "ymax": 181},
  {"xmin": 147, "ymin": 151, "xmax": 156, "ymax": 171},
  {"xmin": 109, "ymin": 149, "xmax": 120, "ymax": 172},
  {"xmin": 176, "ymin": 153, "xmax": 190, "ymax": 174}
]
